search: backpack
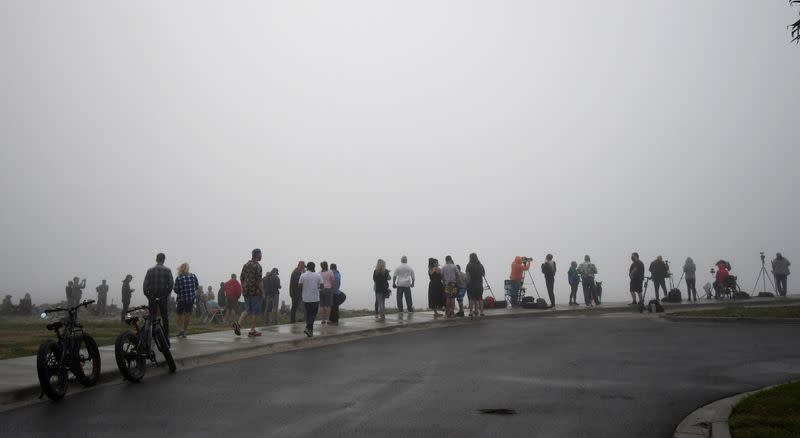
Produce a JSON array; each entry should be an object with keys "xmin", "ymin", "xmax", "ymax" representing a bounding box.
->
[
  {"xmin": 733, "ymin": 291, "xmax": 751, "ymax": 300},
  {"xmin": 663, "ymin": 289, "xmax": 682, "ymax": 303},
  {"xmin": 521, "ymin": 296, "xmax": 549, "ymax": 309},
  {"xmin": 757, "ymin": 292, "xmax": 775, "ymax": 298},
  {"xmin": 648, "ymin": 300, "xmax": 664, "ymax": 313}
]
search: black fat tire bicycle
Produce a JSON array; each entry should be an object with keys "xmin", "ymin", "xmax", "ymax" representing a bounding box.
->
[
  {"xmin": 36, "ymin": 299, "xmax": 102, "ymax": 401},
  {"xmin": 115, "ymin": 299, "xmax": 176, "ymax": 382}
]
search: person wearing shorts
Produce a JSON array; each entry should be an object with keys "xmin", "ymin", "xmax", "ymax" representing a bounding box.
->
[
  {"xmin": 174, "ymin": 262, "xmax": 199, "ymax": 338},
  {"xmin": 234, "ymin": 248, "xmax": 264, "ymax": 337},
  {"xmin": 629, "ymin": 253, "xmax": 645, "ymax": 305},
  {"xmin": 441, "ymin": 256, "xmax": 459, "ymax": 318}
]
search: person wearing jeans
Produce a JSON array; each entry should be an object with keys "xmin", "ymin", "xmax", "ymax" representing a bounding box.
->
[
  {"xmin": 577, "ymin": 255, "xmax": 598, "ymax": 307},
  {"xmin": 298, "ymin": 262, "xmax": 322, "ymax": 337},
  {"xmin": 567, "ymin": 261, "xmax": 580, "ymax": 305},
  {"xmin": 143, "ymin": 252, "xmax": 174, "ymax": 342},
  {"xmin": 772, "ymin": 253, "xmax": 791, "ymax": 297},
  {"xmin": 373, "ymin": 259, "xmax": 390, "ymax": 321},
  {"xmin": 392, "ymin": 256, "xmax": 415, "ymax": 312},
  {"xmin": 541, "ymin": 254, "xmax": 557, "ymax": 308},
  {"xmin": 649, "ymin": 256, "xmax": 669, "ymax": 301},
  {"xmin": 683, "ymin": 257, "xmax": 697, "ymax": 301}
]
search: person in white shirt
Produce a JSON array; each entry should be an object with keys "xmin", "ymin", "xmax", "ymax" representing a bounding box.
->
[
  {"xmin": 392, "ymin": 256, "xmax": 416, "ymax": 313},
  {"xmin": 298, "ymin": 262, "xmax": 323, "ymax": 337}
]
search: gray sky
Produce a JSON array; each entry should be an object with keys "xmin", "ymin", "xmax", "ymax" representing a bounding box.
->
[{"xmin": 1, "ymin": 1, "xmax": 798, "ymax": 308}]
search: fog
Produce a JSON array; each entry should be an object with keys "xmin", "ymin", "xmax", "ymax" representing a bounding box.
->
[{"xmin": 1, "ymin": 1, "xmax": 798, "ymax": 309}]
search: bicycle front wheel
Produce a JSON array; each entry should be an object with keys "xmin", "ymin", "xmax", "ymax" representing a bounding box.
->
[
  {"xmin": 154, "ymin": 327, "xmax": 176, "ymax": 373},
  {"xmin": 74, "ymin": 334, "xmax": 101, "ymax": 386},
  {"xmin": 37, "ymin": 340, "xmax": 68, "ymax": 401},
  {"xmin": 115, "ymin": 331, "xmax": 146, "ymax": 382}
]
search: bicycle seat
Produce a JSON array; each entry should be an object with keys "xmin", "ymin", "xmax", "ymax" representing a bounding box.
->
[{"xmin": 46, "ymin": 321, "xmax": 63, "ymax": 331}]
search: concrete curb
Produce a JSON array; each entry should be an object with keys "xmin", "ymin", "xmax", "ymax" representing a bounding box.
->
[{"xmin": 673, "ymin": 382, "xmax": 794, "ymax": 438}]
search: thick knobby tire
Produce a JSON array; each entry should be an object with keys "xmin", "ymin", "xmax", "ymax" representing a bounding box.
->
[
  {"xmin": 37, "ymin": 340, "xmax": 68, "ymax": 401},
  {"xmin": 154, "ymin": 328, "xmax": 176, "ymax": 373},
  {"xmin": 115, "ymin": 331, "xmax": 146, "ymax": 382},
  {"xmin": 74, "ymin": 334, "xmax": 101, "ymax": 386}
]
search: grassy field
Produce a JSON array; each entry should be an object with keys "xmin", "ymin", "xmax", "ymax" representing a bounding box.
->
[
  {"xmin": 729, "ymin": 381, "xmax": 800, "ymax": 438},
  {"xmin": 670, "ymin": 306, "xmax": 800, "ymax": 319},
  {"xmin": 0, "ymin": 308, "xmax": 381, "ymax": 360}
]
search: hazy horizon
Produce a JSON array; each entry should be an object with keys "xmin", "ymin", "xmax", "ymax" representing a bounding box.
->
[{"xmin": 1, "ymin": 1, "xmax": 798, "ymax": 309}]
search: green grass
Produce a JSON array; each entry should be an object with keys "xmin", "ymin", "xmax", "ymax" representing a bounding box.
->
[
  {"xmin": 670, "ymin": 306, "xmax": 800, "ymax": 319},
  {"xmin": 730, "ymin": 381, "xmax": 800, "ymax": 438},
  {"xmin": 0, "ymin": 308, "xmax": 383, "ymax": 360}
]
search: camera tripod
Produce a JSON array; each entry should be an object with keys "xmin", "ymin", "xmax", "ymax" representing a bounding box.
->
[{"xmin": 752, "ymin": 252, "xmax": 776, "ymax": 295}]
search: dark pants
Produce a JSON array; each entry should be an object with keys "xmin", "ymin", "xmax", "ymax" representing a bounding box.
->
[
  {"xmin": 97, "ymin": 294, "xmax": 107, "ymax": 316},
  {"xmin": 330, "ymin": 298, "xmax": 340, "ymax": 323},
  {"xmin": 290, "ymin": 292, "xmax": 301, "ymax": 323},
  {"xmin": 686, "ymin": 278, "xmax": 697, "ymax": 301},
  {"xmin": 148, "ymin": 297, "xmax": 170, "ymax": 342},
  {"xmin": 304, "ymin": 302, "xmax": 319, "ymax": 332},
  {"xmin": 396, "ymin": 287, "xmax": 413, "ymax": 311},
  {"xmin": 581, "ymin": 278, "xmax": 595, "ymax": 306},
  {"xmin": 545, "ymin": 276, "xmax": 555, "ymax": 307},
  {"xmin": 509, "ymin": 280, "xmax": 522, "ymax": 306},
  {"xmin": 653, "ymin": 278, "xmax": 667, "ymax": 300},
  {"xmin": 569, "ymin": 282, "xmax": 579, "ymax": 303},
  {"xmin": 775, "ymin": 275, "xmax": 788, "ymax": 297},
  {"xmin": 121, "ymin": 298, "xmax": 131, "ymax": 322}
]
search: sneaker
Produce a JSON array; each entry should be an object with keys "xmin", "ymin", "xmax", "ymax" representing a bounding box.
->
[
  {"xmin": 303, "ymin": 328, "xmax": 312, "ymax": 337},
  {"xmin": 321, "ymin": 320, "xmax": 327, "ymax": 325},
  {"xmin": 233, "ymin": 322, "xmax": 241, "ymax": 336},
  {"xmin": 177, "ymin": 330, "xmax": 185, "ymax": 338},
  {"xmin": 455, "ymin": 311, "xmax": 465, "ymax": 317}
]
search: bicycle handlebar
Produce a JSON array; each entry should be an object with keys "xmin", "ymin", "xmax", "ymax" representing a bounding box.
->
[{"xmin": 43, "ymin": 299, "xmax": 96, "ymax": 314}]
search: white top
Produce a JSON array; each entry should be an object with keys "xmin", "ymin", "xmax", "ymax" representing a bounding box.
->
[
  {"xmin": 299, "ymin": 271, "xmax": 323, "ymax": 303},
  {"xmin": 393, "ymin": 263, "xmax": 415, "ymax": 287}
]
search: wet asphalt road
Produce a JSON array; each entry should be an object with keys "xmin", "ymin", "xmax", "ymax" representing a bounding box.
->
[{"xmin": 2, "ymin": 313, "xmax": 799, "ymax": 438}]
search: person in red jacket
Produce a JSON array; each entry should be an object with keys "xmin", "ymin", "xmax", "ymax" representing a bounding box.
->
[
  {"xmin": 714, "ymin": 261, "xmax": 730, "ymax": 299},
  {"xmin": 509, "ymin": 256, "xmax": 531, "ymax": 306},
  {"xmin": 224, "ymin": 273, "xmax": 242, "ymax": 323}
]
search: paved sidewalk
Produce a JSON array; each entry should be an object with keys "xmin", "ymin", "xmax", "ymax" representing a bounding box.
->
[{"xmin": 2, "ymin": 296, "xmax": 797, "ymax": 405}]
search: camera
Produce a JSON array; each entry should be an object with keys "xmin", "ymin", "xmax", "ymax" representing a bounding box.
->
[
  {"xmin": 521, "ymin": 257, "xmax": 533, "ymax": 264},
  {"xmin": 760, "ymin": 252, "xmax": 766, "ymax": 263}
]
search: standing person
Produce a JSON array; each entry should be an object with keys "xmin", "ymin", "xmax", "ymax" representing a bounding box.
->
[
  {"xmin": 541, "ymin": 254, "xmax": 557, "ymax": 308},
  {"xmin": 684, "ymin": 257, "xmax": 698, "ymax": 302},
  {"xmin": 217, "ymin": 282, "xmax": 226, "ymax": 308},
  {"xmin": 235, "ymin": 249, "xmax": 264, "ymax": 337},
  {"xmin": 319, "ymin": 262, "xmax": 335, "ymax": 324},
  {"xmin": 455, "ymin": 265, "xmax": 468, "ymax": 317},
  {"xmin": 95, "ymin": 280, "xmax": 109, "ymax": 316},
  {"xmin": 772, "ymin": 253, "xmax": 791, "ymax": 297},
  {"xmin": 441, "ymin": 256, "xmax": 459, "ymax": 318},
  {"xmin": 465, "ymin": 253, "xmax": 486, "ymax": 317},
  {"xmin": 649, "ymin": 256, "xmax": 669, "ymax": 302},
  {"xmin": 392, "ymin": 256, "xmax": 415, "ymax": 313},
  {"xmin": 298, "ymin": 262, "xmax": 322, "ymax": 337},
  {"xmin": 143, "ymin": 253, "xmax": 174, "ymax": 342},
  {"xmin": 577, "ymin": 255, "xmax": 598, "ymax": 307},
  {"xmin": 65, "ymin": 281, "xmax": 73, "ymax": 306},
  {"xmin": 629, "ymin": 253, "xmax": 645, "ymax": 305},
  {"xmin": 263, "ymin": 268, "xmax": 281, "ymax": 325},
  {"xmin": 223, "ymin": 274, "xmax": 242, "ymax": 324},
  {"xmin": 330, "ymin": 263, "xmax": 343, "ymax": 324},
  {"xmin": 428, "ymin": 258, "xmax": 445, "ymax": 317},
  {"xmin": 71, "ymin": 277, "xmax": 86, "ymax": 307},
  {"xmin": 509, "ymin": 256, "xmax": 531, "ymax": 306},
  {"xmin": 567, "ymin": 261, "xmax": 581, "ymax": 305},
  {"xmin": 121, "ymin": 275, "xmax": 134, "ymax": 321},
  {"xmin": 373, "ymin": 259, "xmax": 391, "ymax": 321},
  {"xmin": 289, "ymin": 261, "xmax": 305, "ymax": 323},
  {"xmin": 173, "ymin": 263, "xmax": 199, "ymax": 338}
]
